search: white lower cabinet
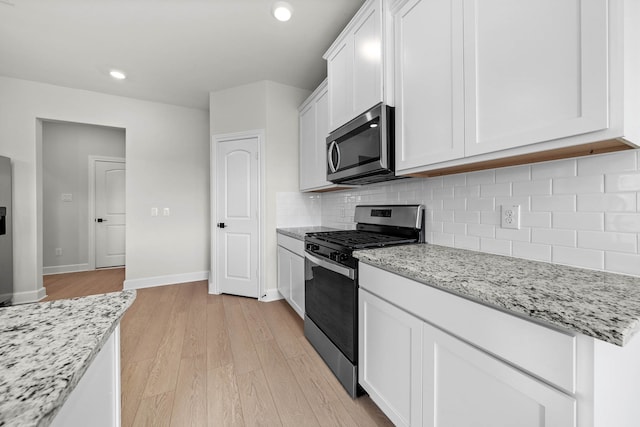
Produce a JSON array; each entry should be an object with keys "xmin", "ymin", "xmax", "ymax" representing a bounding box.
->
[
  {"xmin": 359, "ymin": 289, "xmax": 423, "ymax": 427},
  {"xmin": 276, "ymin": 234, "xmax": 305, "ymax": 318},
  {"xmin": 359, "ymin": 288, "xmax": 575, "ymax": 427},
  {"xmin": 422, "ymin": 325, "xmax": 575, "ymax": 427}
]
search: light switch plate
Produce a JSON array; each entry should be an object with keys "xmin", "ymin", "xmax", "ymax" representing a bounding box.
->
[{"xmin": 501, "ymin": 204, "xmax": 521, "ymax": 229}]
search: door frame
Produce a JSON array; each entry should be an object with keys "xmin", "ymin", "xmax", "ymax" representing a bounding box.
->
[
  {"xmin": 88, "ymin": 155, "xmax": 126, "ymax": 270},
  {"xmin": 209, "ymin": 130, "xmax": 265, "ymax": 299}
]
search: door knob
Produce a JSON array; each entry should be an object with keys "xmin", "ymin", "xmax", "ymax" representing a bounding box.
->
[
  {"xmin": 217, "ymin": 222, "xmax": 226, "ymax": 228},
  {"xmin": 96, "ymin": 218, "xmax": 108, "ymax": 223}
]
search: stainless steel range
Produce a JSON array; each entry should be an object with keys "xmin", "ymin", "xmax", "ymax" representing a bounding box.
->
[{"xmin": 304, "ymin": 204, "xmax": 425, "ymax": 397}]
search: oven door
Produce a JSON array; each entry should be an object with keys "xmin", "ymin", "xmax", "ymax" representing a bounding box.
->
[{"xmin": 304, "ymin": 251, "xmax": 357, "ymax": 363}]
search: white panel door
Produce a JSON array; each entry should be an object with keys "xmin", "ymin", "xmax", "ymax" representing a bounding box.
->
[
  {"xmin": 216, "ymin": 137, "xmax": 259, "ymax": 298},
  {"xmin": 95, "ymin": 160, "xmax": 125, "ymax": 268},
  {"xmin": 464, "ymin": 0, "xmax": 609, "ymax": 156},
  {"xmin": 394, "ymin": 0, "xmax": 464, "ymax": 171},
  {"xmin": 423, "ymin": 323, "xmax": 576, "ymax": 427}
]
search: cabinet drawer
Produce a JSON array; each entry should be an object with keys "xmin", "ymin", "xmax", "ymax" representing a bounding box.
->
[
  {"xmin": 277, "ymin": 233, "xmax": 305, "ymax": 257},
  {"xmin": 359, "ymin": 263, "xmax": 576, "ymax": 393}
]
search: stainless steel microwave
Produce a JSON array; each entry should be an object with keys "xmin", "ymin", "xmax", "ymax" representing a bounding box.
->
[{"xmin": 326, "ymin": 103, "xmax": 399, "ymax": 185}]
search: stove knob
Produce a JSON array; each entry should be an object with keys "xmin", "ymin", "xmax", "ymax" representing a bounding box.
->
[
  {"xmin": 329, "ymin": 252, "xmax": 338, "ymax": 261},
  {"xmin": 306, "ymin": 243, "xmax": 319, "ymax": 251},
  {"xmin": 339, "ymin": 253, "xmax": 349, "ymax": 262}
]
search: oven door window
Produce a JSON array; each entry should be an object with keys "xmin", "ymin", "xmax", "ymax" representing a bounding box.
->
[{"xmin": 305, "ymin": 258, "xmax": 356, "ymax": 363}]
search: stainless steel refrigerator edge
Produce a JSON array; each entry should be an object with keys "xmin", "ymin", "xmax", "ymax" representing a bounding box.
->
[{"xmin": 0, "ymin": 156, "xmax": 12, "ymax": 305}]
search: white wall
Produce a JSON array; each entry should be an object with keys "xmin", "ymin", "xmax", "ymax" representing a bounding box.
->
[
  {"xmin": 42, "ymin": 121, "xmax": 125, "ymax": 273},
  {"xmin": 210, "ymin": 81, "xmax": 310, "ymax": 297},
  {"xmin": 0, "ymin": 76, "xmax": 210, "ymax": 303},
  {"xmin": 321, "ymin": 149, "xmax": 640, "ymax": 277}
]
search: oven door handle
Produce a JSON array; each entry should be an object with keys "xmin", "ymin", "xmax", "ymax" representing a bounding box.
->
[{"xmin": 305, "ymin": 252, "xmax": 355, "ymax": 280}]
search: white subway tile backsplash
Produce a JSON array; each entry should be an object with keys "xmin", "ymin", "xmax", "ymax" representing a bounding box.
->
[
  {"xmin": 454, "ymin": 211, "xmax": 480, "ymax": 224},
  {"xmin": 605, "ymin": 252, "xmax": 640, "ymax": 277},
  {"xmin": 512, "ymin": 241, "xmax": 552, "ymax": 262},
  {"xmin": 513, "ymin": 179, "xmax": 552, "ymax": 196},
  {"xmin": 531, "ymin": 195, "xmax": 576, "ymax": 212},
  {"xmin": 578, "ymin": 230, "xmax": 637, "ymax": 253},
  {"xmin": 480, "ymin": 238, "xmax": 512, "ymax": 256},
  {"xmin": 531, "ymin": 158, "xmax": 577, "ymax": 180},
  {"xmin": 605, "ymin": 213, "xmax": 640, "ymax": 232},
  {"xmin": 532, "ymin": 228, "xmax": 576, "ymax": 247},
  {"xmin": 553, "ymin": 246, "xmax": 604, "ymax": 270},
  {"xmin": 455, "ymin": 235, "xmax": 480, "ymax": 251},
  {"xmin": 495, "ymin": 165, "xmax": 531, "ymax": 183},
  {"xmin": 553, "ymin": 175, "xmax": 604, "ymax": 195},
  {"xmin": 553, "ymin": 212, "xmax": 603, "ymax": 231},
  {"xmin": 495, "ymin": 227, "xmax": 531, "ymax": 242},
  {"xmin": 605, "ymin": 172, "xmax": 640, "ymax": 193},
  {"xmin": 467, "ymin": 169, "xmax": 495, "ymax": 184},
  {"xmin": 578, "ymin": 151, "xmax": 637, "ymax": 176},
  {"xmin": 467, "ymin": 197, "xmax": 495, "ymax": 212},
  {"xmin": 318, "ymin": 149, "xmax": 640, "ymax": 277},
  {"xmin": 480, "ymin": 182, "xmax": 511, "ymax": 197},
  {"xmin": 468, "ymin": 223, "xmax": 495, "ymax": 238},
  {"xmin": 521, "ymin": 212, "xmax": 552, "ymax": 228},
  {"xmin": 577, "ymin": 193, "xmax": 636, "ymax": 212}
]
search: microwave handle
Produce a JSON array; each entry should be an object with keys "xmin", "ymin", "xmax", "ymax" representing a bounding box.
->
[{"xmin": 328, "ymin": 141, "xmax": 340, "ymax": 173}]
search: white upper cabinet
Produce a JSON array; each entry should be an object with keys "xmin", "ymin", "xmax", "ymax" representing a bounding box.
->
[
  {"xmin": 393, "ymin": 0, "xmax": 639, "ymax": 176},
  {"xmin": 299, "ymin": 80, "xmax": 335, "ymax": 192},
  {"xmin": 325, "ymin": 0, "xmax": 386, "ymax": 132},
  {"xmin": 394, "ymin": 0, "xmax": 465, "ymax": 170},
  {"xmin": 463, "ymin": 0, "xmax": 608, "ymax": 157}
]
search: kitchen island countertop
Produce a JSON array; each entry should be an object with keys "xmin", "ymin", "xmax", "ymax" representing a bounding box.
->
[
  {"xmin": 354, "ymin": 244, "xmax": 640, "ymax": 347},
  {"xmin": 0, "ymin": 290, "xmax": 136, "ymax": 427}
]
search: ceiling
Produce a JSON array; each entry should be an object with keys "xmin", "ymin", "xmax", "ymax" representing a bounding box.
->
[{"xmin": 0, "ymin": 0, "xmax": 365, "ymax": 110}]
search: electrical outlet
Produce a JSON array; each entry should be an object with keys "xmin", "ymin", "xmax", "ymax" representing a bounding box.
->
[
  {"xmin": 501, "ymin": 204, "xmax": 521, "ymax": 230},
  {"xmin": 55, "ymin": 248, "xmax": 62, "ymax": 256}
]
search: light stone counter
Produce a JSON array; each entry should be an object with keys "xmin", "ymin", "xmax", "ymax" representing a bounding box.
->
[
  {"xmin": 354, "ymin": 244, "xmax": 640, "ymax": 347},
  {"xmin": 277, "ymin": 226, "xmax": 339, "ymax": 241},
  {"xmin": 0, "ymin": 290, "xmax": 136, "ymax": 426}
]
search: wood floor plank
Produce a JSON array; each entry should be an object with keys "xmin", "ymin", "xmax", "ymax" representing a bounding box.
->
[
  {"xmin": 312, "ymin": 401, "xmax": 360, "ymax": 427},
  {"xmin": 224, "ymin": 303, "xmax": 262, "ymax": 375},
  {"xmin": 255, "ymin": 340, "xmax": 320, "ymax": 427},
  {"xmin": 143, "ymin": 310, "xmax": 188, "ymax": 397},
  {"xmin": 206, "ymin": 300, "xmax": 233, "ymax": 370},
  {"xmin": 259, "ymin": 301, "xmax": 305, "ymax": 359},
  {"xmin": 181, "ymin": 284, "xmax": 208, "ymax": 359},
  {"xmin": 236, "ymin": 369, "xmax": 282, "ymax": 427},
  {"xmin": 120, "ymin": 358, "xmax": 154, "ymax": 427},
  {"xmin": 132, "ymin": 391, "xmax": 175, "ymax": 427},
  {"xmin": 239, "ymin": 297, "xmax": 273, "ymax": 344},
  {"xmin": 170, "ymin": 355, "xmax": 208, "ymax": 427},
  {"xmin": 207, "ymin": 364, "xmax": 244, "ymax": 426},
  {"xmin": 287, "ymin": 352, "xmax": 339, "ymax": 406}
]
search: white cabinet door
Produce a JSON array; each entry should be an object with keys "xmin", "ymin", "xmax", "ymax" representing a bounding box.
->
[
  {"xmin": 327, "ymin": 39, "xmax": 353, "ymax": 132},
  {"xmin": 277, "ymin": 246, "xmax": 291, "ymax": 305},
  {"xmin": 394, "ymin": 0, "xmax": 464, "ymax": 172},
  {"xmin": 352, "ymin": 1, "xmax": 383, "ymax": 118},
  {"xmin": 299, "ymin": 101, "xmax": 316, "ymax": 191},
  {"xmin": 423, "ymin": 323, "xmax": 576, "ymax": 427},
  {"xmin": 289, "ymin": 252, "xmax": 305, "ymax": 318},
  {"xmin": 359, "ymin": 289, "xmax": 423, "ymax": 427},
  {"xmin": 326, "ymin": 0, "xmax": 384, "ymax": 132},
  {"xmin": 463, "ymin": 0, "xmax": 609, "ymax": 156}
]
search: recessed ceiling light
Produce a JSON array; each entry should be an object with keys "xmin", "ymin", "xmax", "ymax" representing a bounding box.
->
[
  {"xmin": 109, "ymin": 70, "xmax": 126, "ymax": 80},
  {"xmin": 272, "ymin": 1, "xmax": 293, "ymax": 22}
]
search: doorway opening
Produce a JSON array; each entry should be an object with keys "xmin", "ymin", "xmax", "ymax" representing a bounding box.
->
[{"xmin": 40, "ymin": 120, "xmax": 126, "ymax": 276}]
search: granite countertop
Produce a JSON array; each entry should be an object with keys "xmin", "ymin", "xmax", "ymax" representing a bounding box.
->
[
  {"xmin": 354, "ymin": 244, "xmax": 640, "ymax": 347},
  {"xmin": 277, "ymin": 226, "xmax": 339, "ymax": 241},
  {"xmin": 0, "ymin": 290, "xmax": 137, "ymax": 427}
]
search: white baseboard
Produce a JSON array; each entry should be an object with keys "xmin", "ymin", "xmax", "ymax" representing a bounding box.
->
[
  {"xmin": 12, "ymin": 286, "xmax": 48, "ymax": 305},
  {"xmin": 260, "ymin": 288, "xmax": 283, "ymax": 302},
  {"xmin": 43, "ymin": 263, "xmax": 90, "ymax": 276},
  {"xmin": 123, "ymin": 271, "xmax": 210, "ymax": 290}
]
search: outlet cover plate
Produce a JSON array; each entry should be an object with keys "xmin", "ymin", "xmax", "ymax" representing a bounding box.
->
[{"xmin": 501, "ymin": 204, "xmax": 521, "ymax": 229}]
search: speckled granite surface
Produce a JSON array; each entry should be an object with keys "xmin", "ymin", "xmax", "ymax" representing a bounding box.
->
[
  {"xmin": 354, "ymin": 244, "xmax": 640, "ymax": 347},
  {"xmin": 0, "ymin": 290, "xmax": 136, "ymax": 427},
  {"xmin": 277, "ymin": 226, "xmax": 339, "ymax": 241}
]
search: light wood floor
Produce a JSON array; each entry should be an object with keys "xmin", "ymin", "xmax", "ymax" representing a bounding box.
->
[{"xmin": 44, "ymin": 270, "xmax": 393, "ymax": 426}]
